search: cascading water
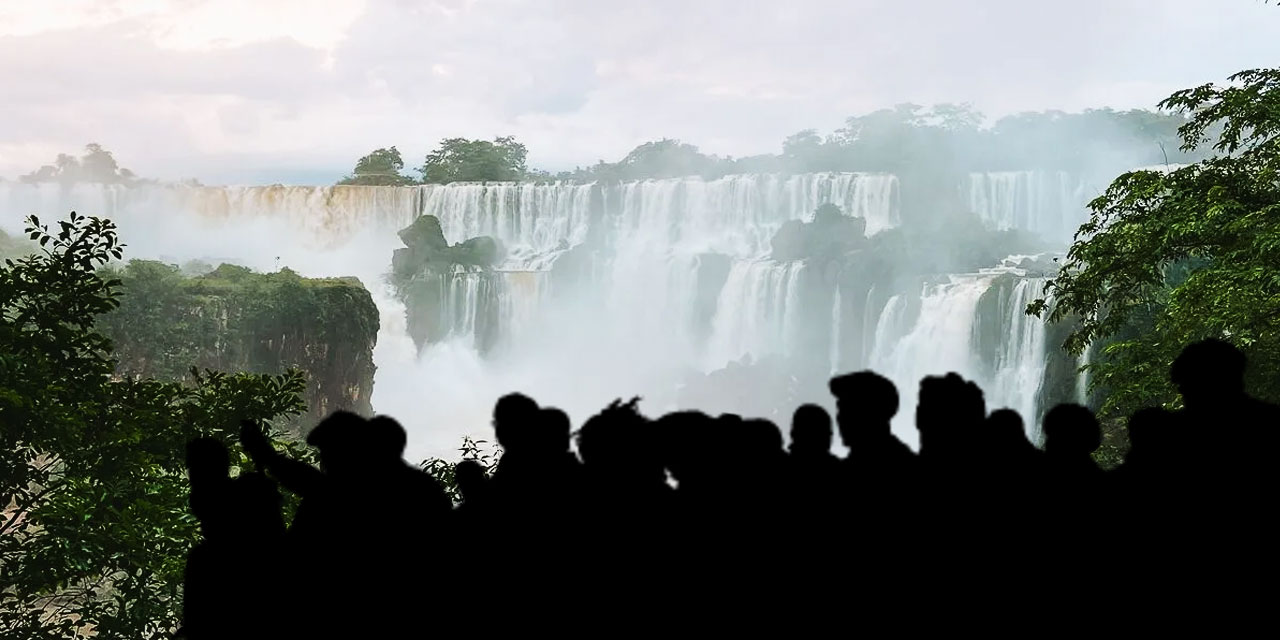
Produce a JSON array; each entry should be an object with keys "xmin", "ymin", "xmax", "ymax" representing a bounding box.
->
[
  {"xmin": 704, "ymin": 260, "xmax": 805, "ymax": 369},
  {"xmin": 1, "ymin": 174, "xmax": 1069, "ymax": 458},
  {"xmin": 967, "ymin": 171, "xmax": 1090, "ymax": 245},
  {"xmin": 828, "ymin": 285, "xmax": 842, "ymax": 375},
  {"xmin": 870, "ymin": 278, "xmax": 995, "ymax": 448},
  {"xmin": 984, "ymin": 276, "xmax": 1050, "ymax": 441}
]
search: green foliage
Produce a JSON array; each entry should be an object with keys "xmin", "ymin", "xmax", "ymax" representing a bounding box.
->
[
  {"xmin": 418, "ymin": 436, "xmax": 502, "ymax": 504},
  {"xmin": 97, "ymin": 259, "xmax": 380, "ymax": 426},
  {"xmin": 582, "ymin": 139, "xmax": 733, "ymax": 181},
  {"xmin": 20, "ymin": 143, "xmax": 139, "ymax": 185},
  {"xmin": 0, "ymin": 213, "xmax": 309, "ymax": 639},
  {"xmin": 1031, "ymin": 68, "xmax": 1280, "ymax": 417},
  {"xmin": 337, "ymin": 146, "xmax": 415, "ymax": 186},
  {"xmin": 419, "ymin": 136, "xmax": 528, "ymax": 183}
]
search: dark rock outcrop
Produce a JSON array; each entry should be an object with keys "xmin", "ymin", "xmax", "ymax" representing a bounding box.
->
[{"xmin": 770, "ymin": 203, "xmax": 867, "ymax": 262}]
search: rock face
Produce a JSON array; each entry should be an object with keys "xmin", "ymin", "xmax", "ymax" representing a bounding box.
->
[
  {"xmin": 99, "ymin": 260, "xmax": 380, "ymax": 431},
  {"xmin": 390, "ymin": 215, "xmax": 504, "ymax": 353},
  {"xmin": 770, "ymin": 203, "xmax": 868, "ymax": 262}
]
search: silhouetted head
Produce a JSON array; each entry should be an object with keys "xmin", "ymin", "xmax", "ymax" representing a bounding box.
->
[
  {"xmin": 537, "ymin": 407, "xmax": 573, "ymax": 456},
  {"xmin": 185, "ymin": 437, "xmax": 230, "ymax": 486},
  {"xmin": 917, "ymin": 373, "xmax": 986, "ymax": 451},
  {"xmin": 578, "ymin": 398, "xmax": 660, "ymax": 486},
  {"xmin": 368, "ymin": 415, "xmax": 408, "ymax": 463},
  {"xmin": 790, "ymin": 404, "xmax": 833, "ymax": 457},
  {"xmin": 1171, "ymin": 339, "xmax": 1247, "ymax": 409},
  {"xmin": 985, "ymin": 408, "xmax": 1034, "ymax": 459},
  {"xmin": 1043, "ymin": 403, "xmax": 1101, "ymax": 459},
  {"xmin": 454, "ymin": 459, "xmax": 489, "ymax": 503},
  {"xmin": 656, "ymin": 410, "xmax": 717, "ymax": 489},
  {"xmin": 306, "ymin": 410, "xmax": 368, "ymax": 476},
  {"xmin": 828, "ymin": 371, "xmax": 898, "ymax": 445},
  {"xmin": 493, "ymin": 392, "xmax": 539, "ymax": 453}
]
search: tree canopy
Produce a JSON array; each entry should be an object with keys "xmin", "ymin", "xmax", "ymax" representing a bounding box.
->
[
  {"xmin": 20, "ymin": 143, "xmax": 139, "ymax": 185},
  {"xmin": 1030, "ymin": 68, "xmax": 1280, "ymax": 417},
  {"xmin": 337, "ymin": 146, "xmax": 415, "ymax": 186},
  {"xmin": 0, "ymin": 212, "xmax": 310, "ymax": 638},
  {"xmin": 419, "ymin": 136, "xmax": 528, "ymax": 183}
]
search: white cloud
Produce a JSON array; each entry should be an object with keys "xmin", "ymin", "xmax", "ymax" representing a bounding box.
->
[{"xmin": 1, "ymin": 0, "xmax": 1277, "ymax": 183}]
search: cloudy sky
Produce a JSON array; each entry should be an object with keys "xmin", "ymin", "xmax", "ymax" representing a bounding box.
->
[{"xmin": 1, "ymin": 0, "xmax": 1276, "ymax": 184}]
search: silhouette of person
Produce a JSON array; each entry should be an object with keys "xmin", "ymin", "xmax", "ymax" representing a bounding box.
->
[
  {"xmin": 787, "ymin": 404, "xmax": 840, "ymax": 509},
  {"xmin": 829, "ymin": 371, "xmax": 915, "ymax": 481},
  {"xmin": 827, "ymin": 371, "xmax": 917, "ymax": 581},
  {"xmin": 181, "ymin": 438, "xmax": 285, "ymax": 640},
  {"xmin": 1171, "ymin": 339, "xmax": 1280, "ymax": 483},
  {"xmin": 1040, "ymin": 403, "xmax": 1104, "ymax": 577}
]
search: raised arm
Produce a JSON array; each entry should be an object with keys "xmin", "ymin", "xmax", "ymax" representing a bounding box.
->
[{"xmin": 239, "ymin": 420, "xmax": 323, "ymax": 497}]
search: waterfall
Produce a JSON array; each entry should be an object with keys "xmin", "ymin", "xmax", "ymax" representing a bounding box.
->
[
  {"xmin": 967, "ymin": 171, "xmax": 1089, "ymax": 245},
  {"xmin": 829, "ymin": 285, "xmax": 842, "ymax": 375},
  {"xmin": 1, "ymin": 175, "xmax": 1072, "ymax": 460},
  {"xmin": 866, "ymin": 272, "xmax": 1052, "ymax": 447},
  {"xmin": 704, "ymin": 260, "xmax": 805, "ymax": 369},
  {"xmin": 985, "ymin": 277, "xmax": 1049, "ymax": 440},
  {"xmin": 871, "ymin": 277, "xmax": 993, "ymax": 447}
]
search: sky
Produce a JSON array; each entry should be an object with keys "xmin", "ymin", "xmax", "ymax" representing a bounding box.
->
[{"xmin": 1, "ymin": 0, "xmax": 1277, "ymax": 185}]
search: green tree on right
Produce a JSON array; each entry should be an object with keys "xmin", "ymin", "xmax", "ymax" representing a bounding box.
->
[{"xmin": 1030, "ymin": 67, "xmax": 1280, "ymax": 419}]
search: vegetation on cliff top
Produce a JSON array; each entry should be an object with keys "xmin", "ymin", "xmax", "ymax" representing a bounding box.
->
[
  {"xmin": 0, "ymin": 213, "xmax": 313, "ymax": 639},
  {"xmin": 98, "ymin": 260, "xmax": 380, "ymax": 428}
]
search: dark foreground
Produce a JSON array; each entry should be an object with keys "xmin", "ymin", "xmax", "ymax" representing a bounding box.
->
[{"xmin": 179, "ymin": 338, "xmax": 1279, "ymax": 638}]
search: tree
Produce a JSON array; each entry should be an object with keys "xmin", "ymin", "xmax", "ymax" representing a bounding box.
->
[
  {"xmin": 0, "ymin": 212, "xmax": 310, "ymax": 638},
  {"xmin": 337, "ymin": 146, "xmax": 415, "ymax": 186},
  {"xmin": 418, "ymin": 136, "xmax": 528, "ymax": 183},
  {"xmin": 1030, "ymin": 68, "xmax": 1280, "ymax": 417},
  {"xmin": 20, "ymin": 144, "xmax": 138, "ymax": 184}
]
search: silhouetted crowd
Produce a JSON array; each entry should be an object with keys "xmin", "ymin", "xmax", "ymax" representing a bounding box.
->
[{"xmin": 179, "ymin": 339, "xmax": 1279, "ymax": 638}]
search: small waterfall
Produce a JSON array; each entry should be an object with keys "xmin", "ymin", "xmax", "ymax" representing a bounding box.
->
[
  {"xmin": 967, "ymin": 171, "xmax": 1089, "ymax": 244},
  {"xmin": 439, "ymin": 271, "xmax": 496, "ymax": 347},
  {"xmin": 867, "ymin": 272, "xmax": 1054, "ymax": 446},
  {"xmin": 829, "ymin": 285, "xmax": 842, "ymax": 375},
  {"xmin": 869, "ymin": 277, "xmax": 990, "ymax": 446},
  {"xmin": 424, "ymin": 182, "xmax": 595, "ymax": 270},
  {"xmin": 1076, "ymin": 342, "xmax": 1094, "ymax": 406},
  {"xmin": 704, "ymin": 260, "xmax": 805, "ymax": 369},
  {"xmin": 986, "ymin": 278, "xmax": 1049, "ymax": 439}
]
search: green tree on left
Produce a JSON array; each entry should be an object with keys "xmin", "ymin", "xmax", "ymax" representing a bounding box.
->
[
  {"xmin": 337, "ymin": 146, "xmax": 415, "ymax": 186},
  {"xmin": 0, "ymin": 212, "xmax": 311, "ymax": 639}
]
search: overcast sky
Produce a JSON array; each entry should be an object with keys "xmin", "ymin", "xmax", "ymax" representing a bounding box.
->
[{"xmin": 1, "ymin": 0, "xmax": 1276, "ymax": 185}]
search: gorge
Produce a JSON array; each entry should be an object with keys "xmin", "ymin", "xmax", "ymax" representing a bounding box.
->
[{"xmin": 0, "ymin": 170, "xmax": 1104, "ymax": 458}]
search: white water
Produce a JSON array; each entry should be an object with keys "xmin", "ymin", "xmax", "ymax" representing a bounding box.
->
[
  {"xmin": 967, "ymin": 170, "xmax": 1090, "ymax": 245},
  {"xmin": 704, "ymin": 260, "xmax": 805, "ymax": 369},
  {"xmin": 986, "ymin": 277, "xmax": 1050, "ymax": 440},
  {"xmin": 1, "ymin": 175, "xmax": 1067, "ymax": 458},
  {"xmin": 828, "ymin": 285, "xmax": 842, "ymax": 375},
  {"xmin": 870, "ymin": 278, "xmax": 994, "ymax": 448}
]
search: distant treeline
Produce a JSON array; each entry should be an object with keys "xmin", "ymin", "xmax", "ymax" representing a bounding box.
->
[{"xmin": 340, "ymin": 105, "xmax": 1208, "ymax": 186}]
